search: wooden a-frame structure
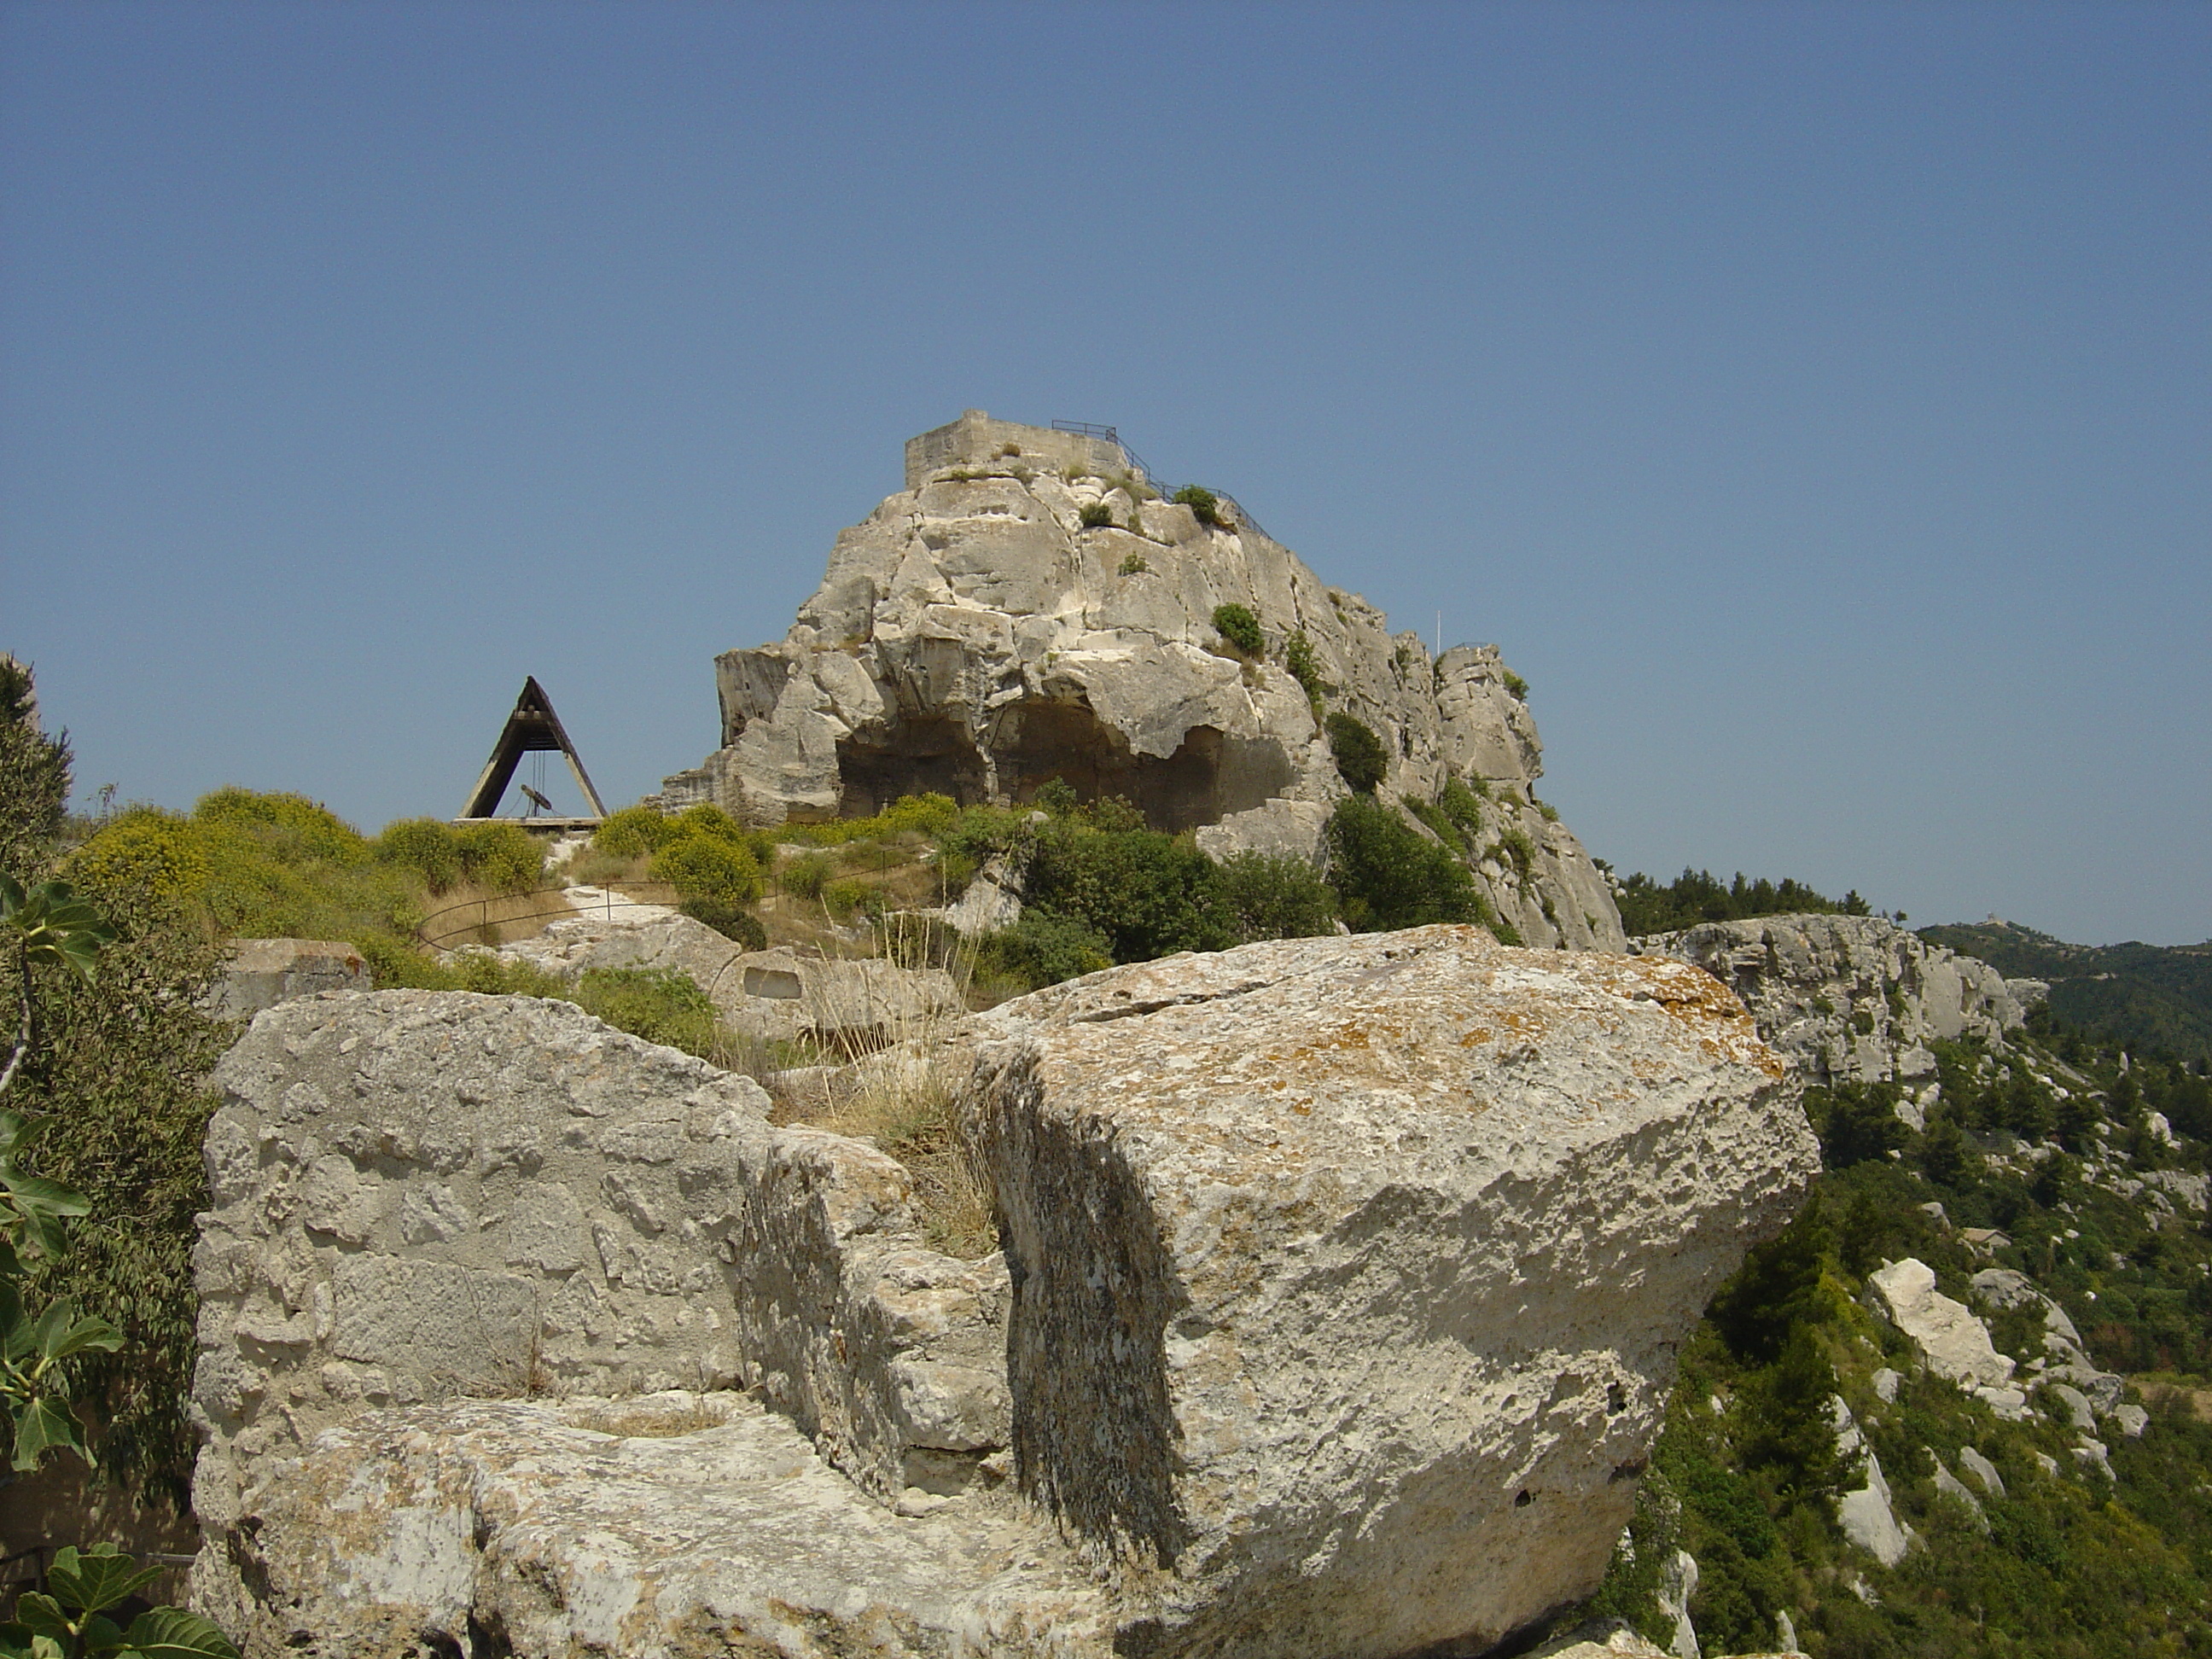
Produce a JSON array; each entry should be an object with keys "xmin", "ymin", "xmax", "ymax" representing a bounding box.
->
[{"xmin": 457, "ymin": 677, "xmax": 609, "ymax": 822}]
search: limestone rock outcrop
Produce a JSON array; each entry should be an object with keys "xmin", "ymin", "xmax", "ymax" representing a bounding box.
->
[
  {"xmin": 1633, "ymin": 914, "xmax": 2029, "ymax": 1086},
  {"xmin": 652, "ymin": 411, "xmax": 1624, "ymax": 951},
  {"xmin": 494, "ymin": 903, "xmax": 962, "ymax": 1047},
  {"xmin": 192, "ymin": 991, "xmax": 1015, "ymax": 1648},
  {"xmin": 203, "ymin": 938, "xmax": 370, "ymax": 1019},
  {"xmin": 964, "ymin": 925, "xmax": 1816, "ymax": 1657},
  {"xmin": 192, "ymin": 928, "xmax": 1813, "ymax": 1658}
]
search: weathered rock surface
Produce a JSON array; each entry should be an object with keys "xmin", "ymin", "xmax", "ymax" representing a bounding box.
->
[
  {"xmin": 204, "ymin": 938, "xmax": 369, "ymax": 1019},
  {"xmin": 1831, "ymin": 1398, "xmax": 1913, "ymax": 1568},
  {"xmin": 192, "ymin": 991, "xmax": 1015, "ymax": 1648},
  {"xmin": 1969, "ymin": 1266, "xmax": 2130, "ymax": 1421},
  {"xmin": 194, "ymin": 930, "xmax": 1815, "ymax": 1658},
  {"xmin": 963, "ymin": 925, "xmax": 1815, "ymax": 1658},
  {"xmin": 495, "ymin": 907, "xmax": 963, "ymax": 1047},
  {"xmin": 1870, "ymin": 1258, "xmax": 2016, "ymax": 1393},
  {"xmin": 651, "ymin": 411, "xmax": 1625, "ymax": 951},
  {"xmin": 1634, "ymin": 915, "xmax": 2029, "ymax": 1086},
  {"xmin": 210, "ymin": 1391, "xmax": 1108, "ymax": 1659}
]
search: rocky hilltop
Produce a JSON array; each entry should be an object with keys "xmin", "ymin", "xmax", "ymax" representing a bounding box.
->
[{"xmin": 653, "ymin": 410, "xmax": 1624, "ymax": 950}]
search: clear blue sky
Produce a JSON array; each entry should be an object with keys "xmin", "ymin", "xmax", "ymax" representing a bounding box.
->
[{"xmin": 3, "ymin": 2, "xmax": 2205, "ymax": 945}]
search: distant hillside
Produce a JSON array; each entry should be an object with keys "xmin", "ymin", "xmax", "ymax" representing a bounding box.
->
[{"xmin": 1920, "ymin": 919, "xmax": 2212, "ymax": 1068}]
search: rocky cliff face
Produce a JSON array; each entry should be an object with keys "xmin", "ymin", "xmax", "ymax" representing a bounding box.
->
[
  {"xmin": 654, "ymin": 410, "xmax": 1624, "ymax": 951},
  {"xmin": 1633, "ymin": 914, "xmax": 2036, "ymax": 1089}
]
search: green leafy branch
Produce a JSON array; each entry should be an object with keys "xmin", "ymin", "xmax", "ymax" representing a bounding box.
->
[
  {"xmin": 0, "ymin": 882, "xmax": 122, "ymax": 1468},
  {"xmin": 0, "ymin": 1545, "xmax": 236, "ymax": 1659}
]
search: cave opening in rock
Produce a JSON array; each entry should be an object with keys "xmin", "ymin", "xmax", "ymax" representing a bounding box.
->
[
  {"xmin": 989, "ymin": 701, "xmax": 1295, "ymax": 833},
  {"xmin": 835, "ymin": 718, "xmax": 990, "ymax": 817}
]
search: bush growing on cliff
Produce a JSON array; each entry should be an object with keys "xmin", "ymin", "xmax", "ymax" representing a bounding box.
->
[
  {"xmin": 1214, "ymin": 853, "xmax": 1337, "ymax": 945},
  {"xmin": 1324, "ymin": 796, "xmax": 1481, "ymax": 934},
  {"xmin": 1175, "ymin": 485, "xmax": 1225, "ymax": 528},
  {"xmin": 1324, "ymin": 712, "xmax": 1388, "ymax": 794},
  {"xmin": 1284, "ymin": 631, "xmax": 1330, "ymax": 713},
  {"xmin": 974, "ymin": 912, "xmax": 1113, "ymax": 992},
  {"xmin": 1080, "ymin": 501, "xmax": 1115, "ymax": 529},
  {"xmin": 1024, "ymin": 819, "xmax": 1234, "ymax": 964},
  {"xmin": 1210, "ymin": 602, "xmax": 1264, "ymax": 656}
]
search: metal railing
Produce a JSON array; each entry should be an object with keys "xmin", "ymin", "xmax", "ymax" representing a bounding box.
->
[
  {"xmin": 414, "ymin": 882, "xmax": 683, "ymax": 952},
  {"xmin": 1051, "ymin": 420, "xmax": 1274, "ymax": 543}
]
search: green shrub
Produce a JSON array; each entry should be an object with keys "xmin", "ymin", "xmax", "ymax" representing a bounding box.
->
[
  {"xmin": 193, "ymin": 786, "xmax": 368, "ymax": 865},
  {"xmin": 1284, "ymin": 630, "xmax": 1330, "ymax": 713},
  {"xmin": 72, "ymin": 795, "xmax": 431, "ymax": 948},
  {"xmin": 1175, "ymin": 485, "xmax": 1225, "ymax": 528},
  {"xmin": 1024, "ymin": 822, "xmax": 1233, "ymax": 963},
  {"xmin": 783, "ymin": 851, "xmax": 834, "ymax": 901},
  {"xmin": 594, "ymin": 804, "xmax": 682, "ymax": 859},
  {"xmin": 1118, "ymin": 551, "xmax": 1149, "ymax": 575},
  {"xmin": 571, "ymin": 966, "xmax": 722, "ymax": 1059},
  {"xmin": 1211, "ymin": 602, "xmax": 1264, "ymax": 656},
  {"xmin": 1613, "ymin": 867, "xmax": 1874, "ymax": 936},
  {"xmin": 1437, "ymin": 778, "xmax": 1485, "ymax": 840},
  {"xmin": 975, "ymin": 912, "xmax": 1113, "ymax": 991},
  {"xmin": 879, "ymin": 792, "xmax": 959, "ymax": 837},
  {"xmin": 375, "ymin": 818, "xmax": 463, "ymax": 893},
  {"xmin": 1497, "ymin": 825, "xmax": 1538, "ymax": 882},
  {"xmin": 451, "ymin": 952, "xmax": 570, "ymax": 998},
  {"xmin": 67, "ymin": 809, "xmax": 211, "ymax": 903},
  {"xmin": 453, "ymin": 821, "xmax": 544, "ymax": 894},
  {"xmin": 681, "ymin": 899, "xmax": 768, "ymax": 948},
  {"xmin": 1080, "ymin": 502, "xmax": 1115, "ymax": 529},
  {"xmin": 1214, "ymin": 853, "xmax": 1337, "ymax": 944},
  {"xmin": 675, "ymin": 802, "xmax": 749, "ymax": 842},
  {"xmin": 1501, "ymin": 668, "xmax": 1529, "ymax": 700},
  {"xmin": 650, "ymin": 834, "xmax": 762, "ymax": 910},
  {"xmin": 1402, "ymin": 795, "xmax": 1467, "ymax": 856},
  {"xmin": 1324, "ymin": 796, "xmax": 1481, "ymax": 933},
  {"xmin": 1324, "ymin": 712, "xmax": 1388, "ymax": 794},
  {"xmin": 821, "ymin": 876, "xmax": 873, "ymax": 921}
]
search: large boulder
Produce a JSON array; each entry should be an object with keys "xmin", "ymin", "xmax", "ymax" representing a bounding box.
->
[
  {"xmin": 192, "ymin": 930, "xmax": 1814, "ymax": 1659},
  {"xmin": 191, "ymin": 991, "xmax": 1014, "ymax": 1649},
  {"xmin": 964, "ymin": 924, "xmax": 1816, "ymax": 1657},
  {"xmin": 649, "ymin": 412, "xmax": 1625, "ymax": 951},
  {"xmin": 1634, "ymin": 914, "xmax": 2029, "ymax": 1086}
]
